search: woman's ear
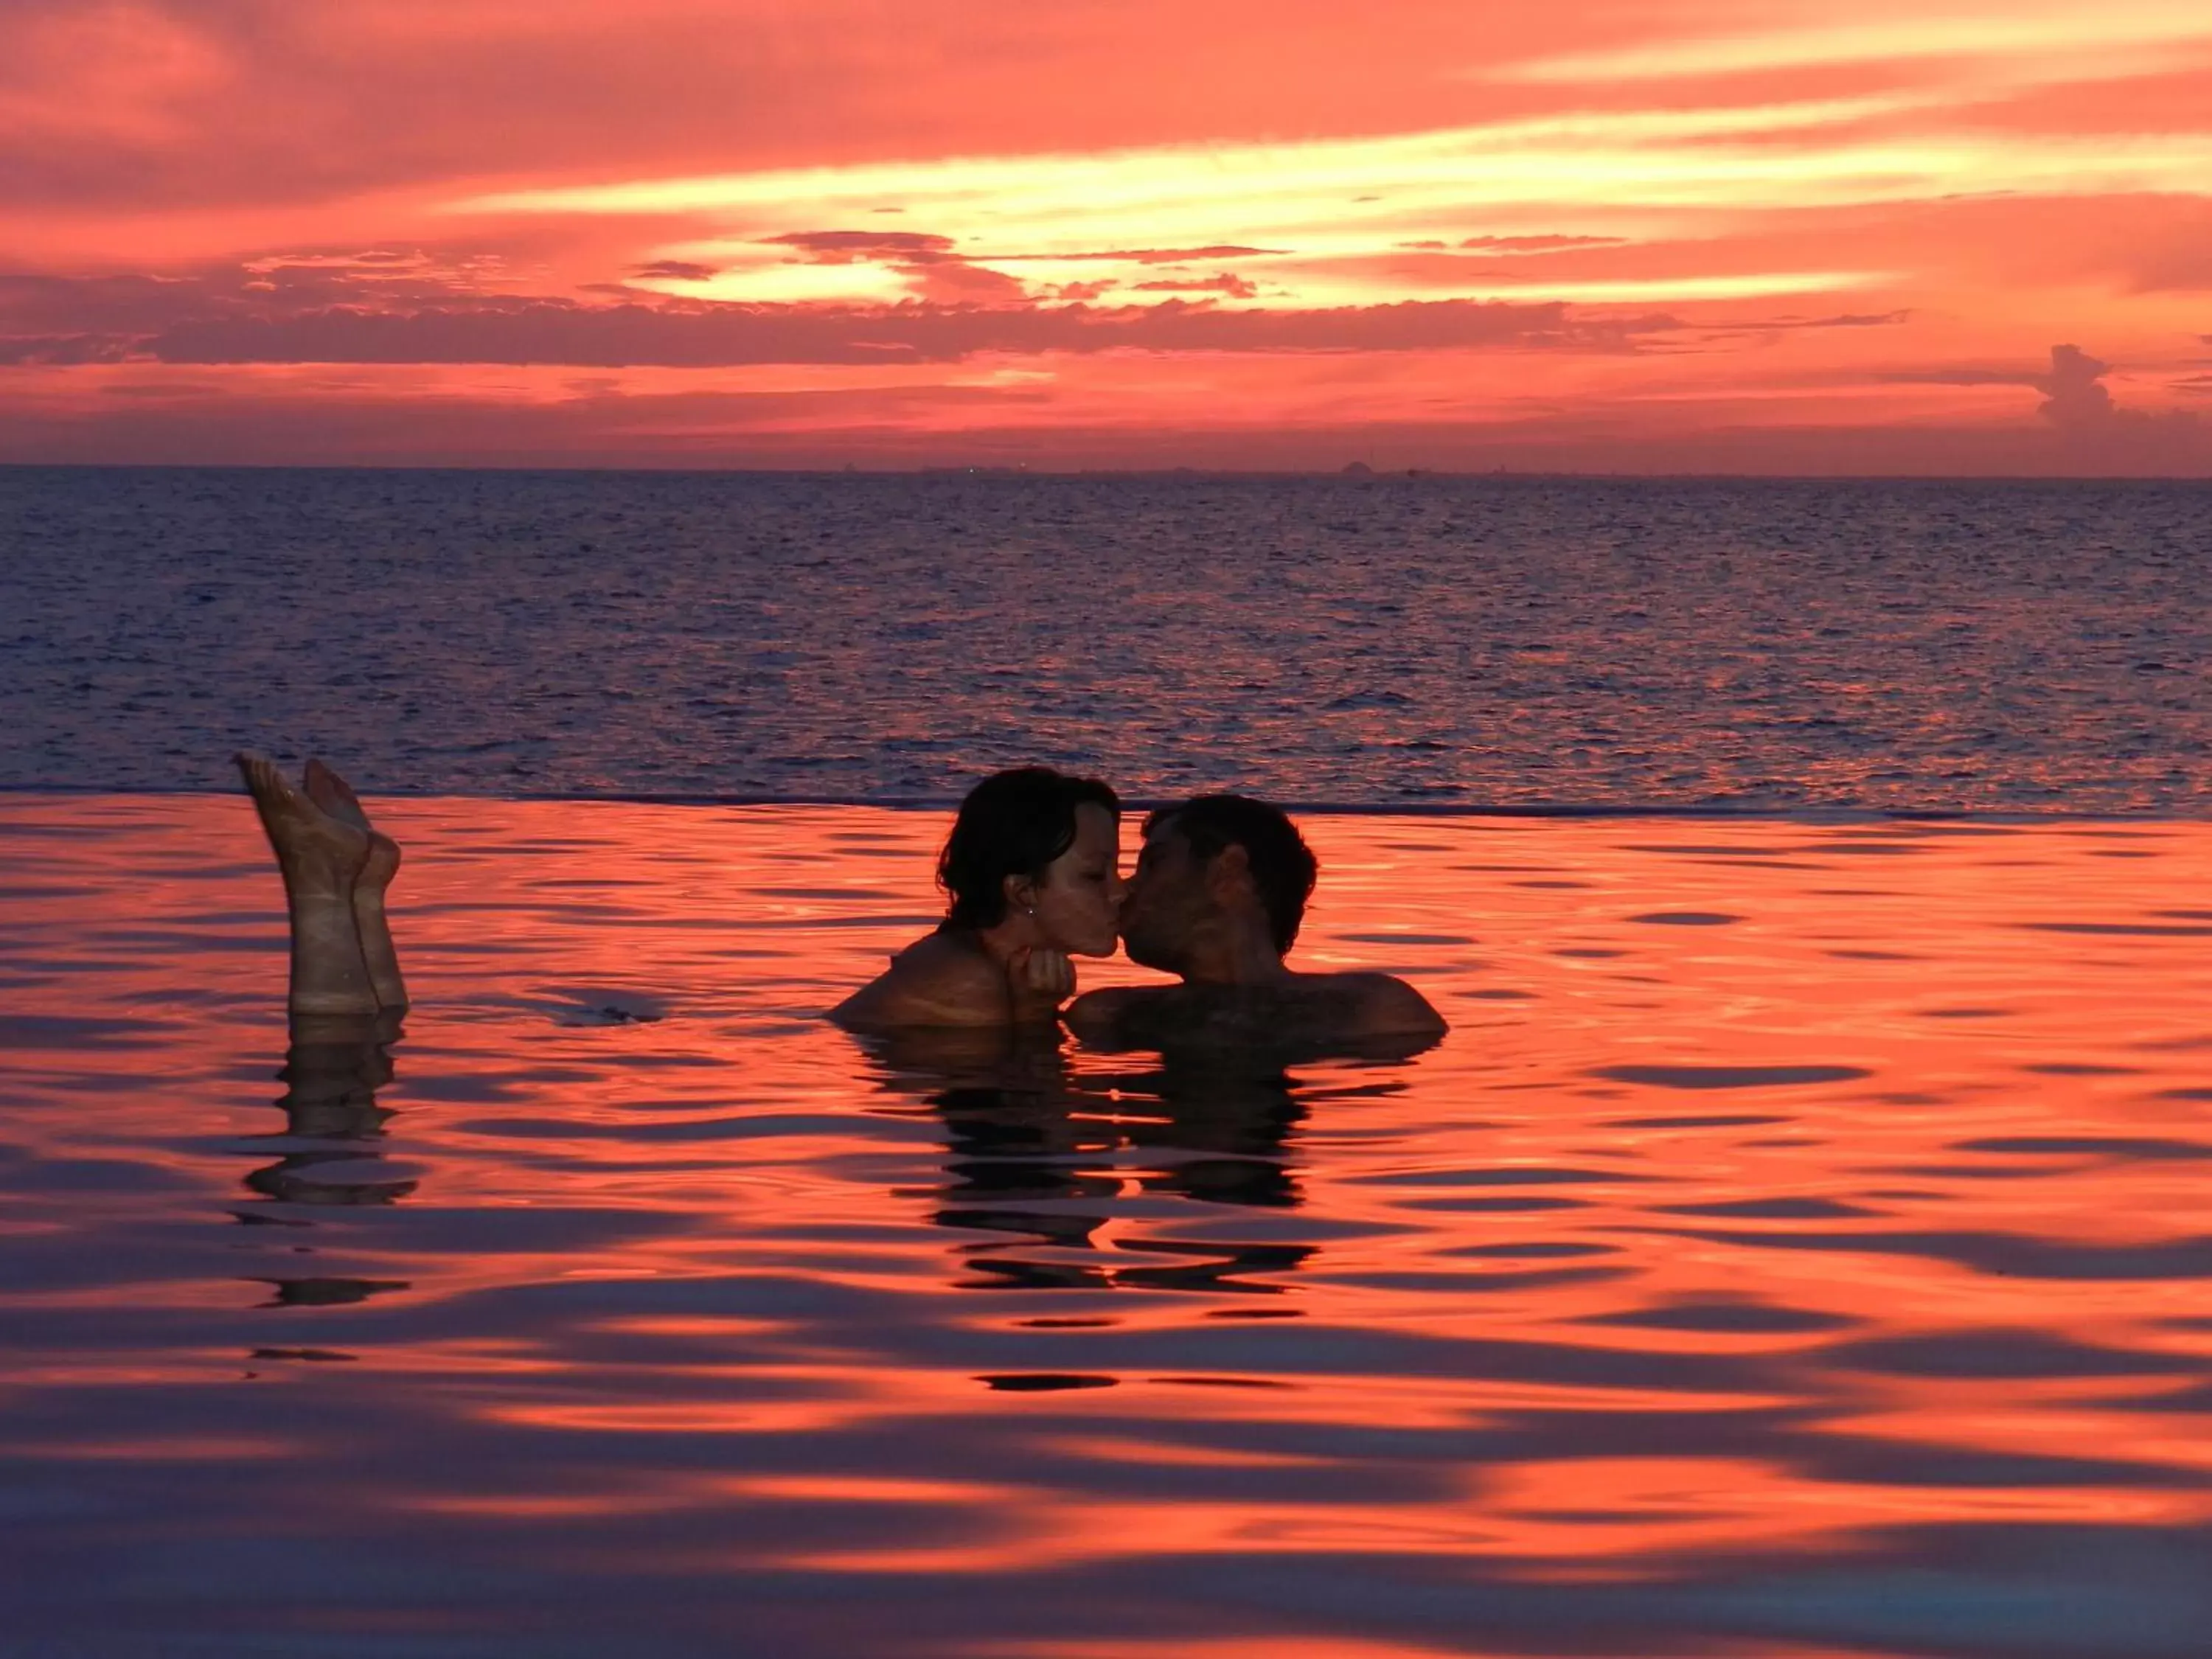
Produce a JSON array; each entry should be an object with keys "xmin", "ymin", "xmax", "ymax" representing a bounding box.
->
[{"xmin": 1002, "ymin": 872, "xmax": 1038, "ymax": 919}]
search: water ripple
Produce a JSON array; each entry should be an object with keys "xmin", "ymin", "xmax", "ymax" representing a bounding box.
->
[{"xmin": 3, "ymin": 796, "xmax": 2212, "ymax": 1655}]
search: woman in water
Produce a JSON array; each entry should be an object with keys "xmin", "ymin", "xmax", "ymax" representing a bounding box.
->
[
  {"xmin": 831, "ymin": 767, "xmax": 1125, "ymax": 1029},
  {"xmin": 237, "ymin": 754, "xmax": 1122, "ymax": 1031}
]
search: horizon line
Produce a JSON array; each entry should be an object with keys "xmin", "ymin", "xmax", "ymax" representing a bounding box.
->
[
  {"xmin": 6, "ymin": 460, "xmax": 2211, "ymax": 485},
  {"xmin": 0, "ymin": 782, "xmax": 2188, "ymax": 824}
]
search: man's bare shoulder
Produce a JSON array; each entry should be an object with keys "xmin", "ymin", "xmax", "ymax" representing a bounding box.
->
[{"xmin": 1312, "ymin": 970, "xmax": 1449, "ymax": 1038}]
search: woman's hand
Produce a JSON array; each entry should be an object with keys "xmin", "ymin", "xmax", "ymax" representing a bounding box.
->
[{"xmin": 1006, "ymin": 945, "xmax": 1076, "ymax": 1016}]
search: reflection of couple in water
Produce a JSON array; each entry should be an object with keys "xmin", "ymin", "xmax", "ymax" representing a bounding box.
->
[
  {"xmin": 813, "ymin": 768, "xmax": 1444, "ymax": 1294},
  {"xmin": 237, "ymin": 754, "xmax": 1444, "ymax": 1051},
  {"xmin": 232, "ymin": 757, "xmax": 1443, "ymax": 1293}
]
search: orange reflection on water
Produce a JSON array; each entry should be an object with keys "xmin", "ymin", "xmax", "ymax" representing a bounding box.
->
[{"xmin": 6, "ymin": 793, "xmax": 2212, "ymax": 1654}]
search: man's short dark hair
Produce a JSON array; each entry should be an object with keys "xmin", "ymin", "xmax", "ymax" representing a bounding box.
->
[{"xmin": 1144, "ymin": 794, "xmax": 1318, "ymax": 954}]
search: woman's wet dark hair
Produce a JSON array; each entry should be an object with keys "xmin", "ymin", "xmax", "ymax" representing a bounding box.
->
[{"xmin": 939, "ymin": 767, "xmax": 1120, "ymax": 931}]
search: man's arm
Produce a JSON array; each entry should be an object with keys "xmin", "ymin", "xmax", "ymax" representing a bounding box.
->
[{"xmin": 1062, "ymin": 984, "xmax": 1148, "ymax": 1048}]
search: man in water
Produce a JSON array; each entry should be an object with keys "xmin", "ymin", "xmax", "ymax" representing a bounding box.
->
[{"xmin": 1066, "ymin": 794, "xmax": 1446, "ymax": 1052}]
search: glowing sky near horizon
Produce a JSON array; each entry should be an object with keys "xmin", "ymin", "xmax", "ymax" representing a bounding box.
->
[{"xmin": 3, "ymin": 0, "xmax": 2210, "ymax": 470}]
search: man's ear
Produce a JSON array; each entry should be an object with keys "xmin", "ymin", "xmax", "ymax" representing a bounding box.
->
[{"xmin": 1205, "ymin": 844, "xmax": 1254, "ymax": 905}]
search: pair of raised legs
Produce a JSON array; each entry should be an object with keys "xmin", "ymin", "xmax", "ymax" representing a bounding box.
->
[{"xmin": 236, "ymin": 753, "xmax": 408, "ymax": 1017}]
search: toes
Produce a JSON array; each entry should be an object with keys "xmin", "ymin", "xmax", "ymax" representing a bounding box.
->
[
  {"xmin": 305, "ymin": 757, "xmax": 372, "ymax": 830},
  {"xmin": 236, "ymin": 755, "xmax": 333, "ymax": 846},
  {"xmin": 237, "ymin": 751, "xmax": 296, "ymax": 810},
  {"xmin": 313, "ymin": 758, "xmax": 358, "ymax": 800}
]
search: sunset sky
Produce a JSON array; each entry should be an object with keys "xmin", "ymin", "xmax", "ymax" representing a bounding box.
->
[{"xmin": 5, "ymin": 0, "xmax": 2211, "ymax": 472}]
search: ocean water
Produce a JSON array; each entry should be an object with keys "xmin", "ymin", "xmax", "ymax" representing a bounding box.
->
[
  {"xmin": 4, "ymin": 465, "xmax": 2210, "ymax": 809},
  {"xmin": 6, "ymin": 796, "xmax": 2212, "ymax": 1658},
  {"xmin": 8, "ymin": 467, "xmax": 2212, "ymax": 1655}
]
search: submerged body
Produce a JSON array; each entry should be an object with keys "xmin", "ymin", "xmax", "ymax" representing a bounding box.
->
[
  {"xmin": 1069, "ymin": 794, "xmax": 1446, "ymax": 1054},
  {"xmin": 1067, "ymin": 972, "xmax": 1444, "ymax": 1054}
]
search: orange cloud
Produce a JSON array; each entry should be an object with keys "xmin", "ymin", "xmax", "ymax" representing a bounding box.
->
[{"xmin": 1, "ymin": 0, "xmax": 2209, "ymax": 470}]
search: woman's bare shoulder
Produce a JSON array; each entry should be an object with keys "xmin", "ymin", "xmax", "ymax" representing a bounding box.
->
[{"xmin": 828, "ymin": 931, "xmax": 1009, "ymax": 1029}]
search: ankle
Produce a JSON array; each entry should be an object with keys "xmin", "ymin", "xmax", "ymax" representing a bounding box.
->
[{"xmin": 289, "ymin": 886, "xmax": 361, "ymax": 915}]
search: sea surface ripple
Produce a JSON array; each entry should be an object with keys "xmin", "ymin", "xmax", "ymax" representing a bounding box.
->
[
  {"xmin": 4, "ymin": 798, "xmax": 2212, "ymax": 1656},
  {"xmin": 5, "ymin": 466, "xmax": 2209, "ymax": 809}
]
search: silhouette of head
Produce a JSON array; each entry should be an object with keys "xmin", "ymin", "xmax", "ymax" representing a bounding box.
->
[
  {"xmin": 1119, "ymin": 794, "xmax": 1318, "ymax": 973},
  {"xmin": 938, "ymin": 767, "xmax": 1123, "ymax": 956}
]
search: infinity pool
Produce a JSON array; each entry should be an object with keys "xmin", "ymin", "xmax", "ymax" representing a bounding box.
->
[{"xmin": 5, "ymin": 795, "xmax": 2212, "ymax": 1657}]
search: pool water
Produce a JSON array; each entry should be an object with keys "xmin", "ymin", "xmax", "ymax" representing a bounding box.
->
[{"xmin": 5, "ymin": 794, "xmax": 2212, "ymax": 1657}]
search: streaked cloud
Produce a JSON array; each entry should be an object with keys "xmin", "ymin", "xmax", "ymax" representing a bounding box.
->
[
  {"xmin": 456, "ymin": 94, "xmax": 2212, "ymax": 320},
  {"xmin": 1, "ymin": 262, "xmax": 1683, "ymax": 367},
  {"xmin": 1503, "ymin": 1, "xmax": 2212, "ymax": 84},
  {"xmin": 3, "ymin": 0, "xmax": 2211, "ymax": 470}
]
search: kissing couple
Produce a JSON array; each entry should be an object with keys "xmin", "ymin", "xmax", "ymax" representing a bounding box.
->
[{"xmin": 832, "ymin": 767, "xmax": 1444, "ymax": 1051}]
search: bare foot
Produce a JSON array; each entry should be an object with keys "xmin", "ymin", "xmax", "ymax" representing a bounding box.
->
[
  {"xmin": 239, "ymin": 753, "xmax": 369, "ymax": 899},
  {"xmin": 236, "ymin": 753, "xmax": 379, "ymax": 1016},
  {"xmin": 305, "ymin": 758, "xmax": 409, "ymax": 1012}
]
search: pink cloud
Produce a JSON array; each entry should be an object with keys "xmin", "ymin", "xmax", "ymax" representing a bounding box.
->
[
  {"xmin": 3, "ymin": 0, "xmax": 2208, "ymax": 471},
  {"xmin": 0, "ymin": 1, "xmax": 1579, "ymax": 222},
  {"xmin": 2, "ymin": 260, "xmax": 1670, "ymax": 366},
  {"xmin": 765, "ymin": 231, "xmax": 961, "ymax": 262},
  {"xmin": 630, "ymin": 259, "xmax": 718, "ymax": 282},
  {"xmin": 983, "ymin": 245, "xmax": 1287, "ymax": 265},
  {"xmin": 1877, "ymin": 342, "xmax": 2206, "ymax": 463},
  {"xmin": 8, "ymin": 366, "xmax": 2206, "ymax": 476},
  {"xmin": 1130, "ymin": 274, "xmax": 1261, "ymax": 299},
  {"xmin": 1460, "ymin": 234, "xmax": 1629, "ymax": 253},
  {"xmin": 2036, "ymin": 343, "xmax": 2118, "ymax": 428}
]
